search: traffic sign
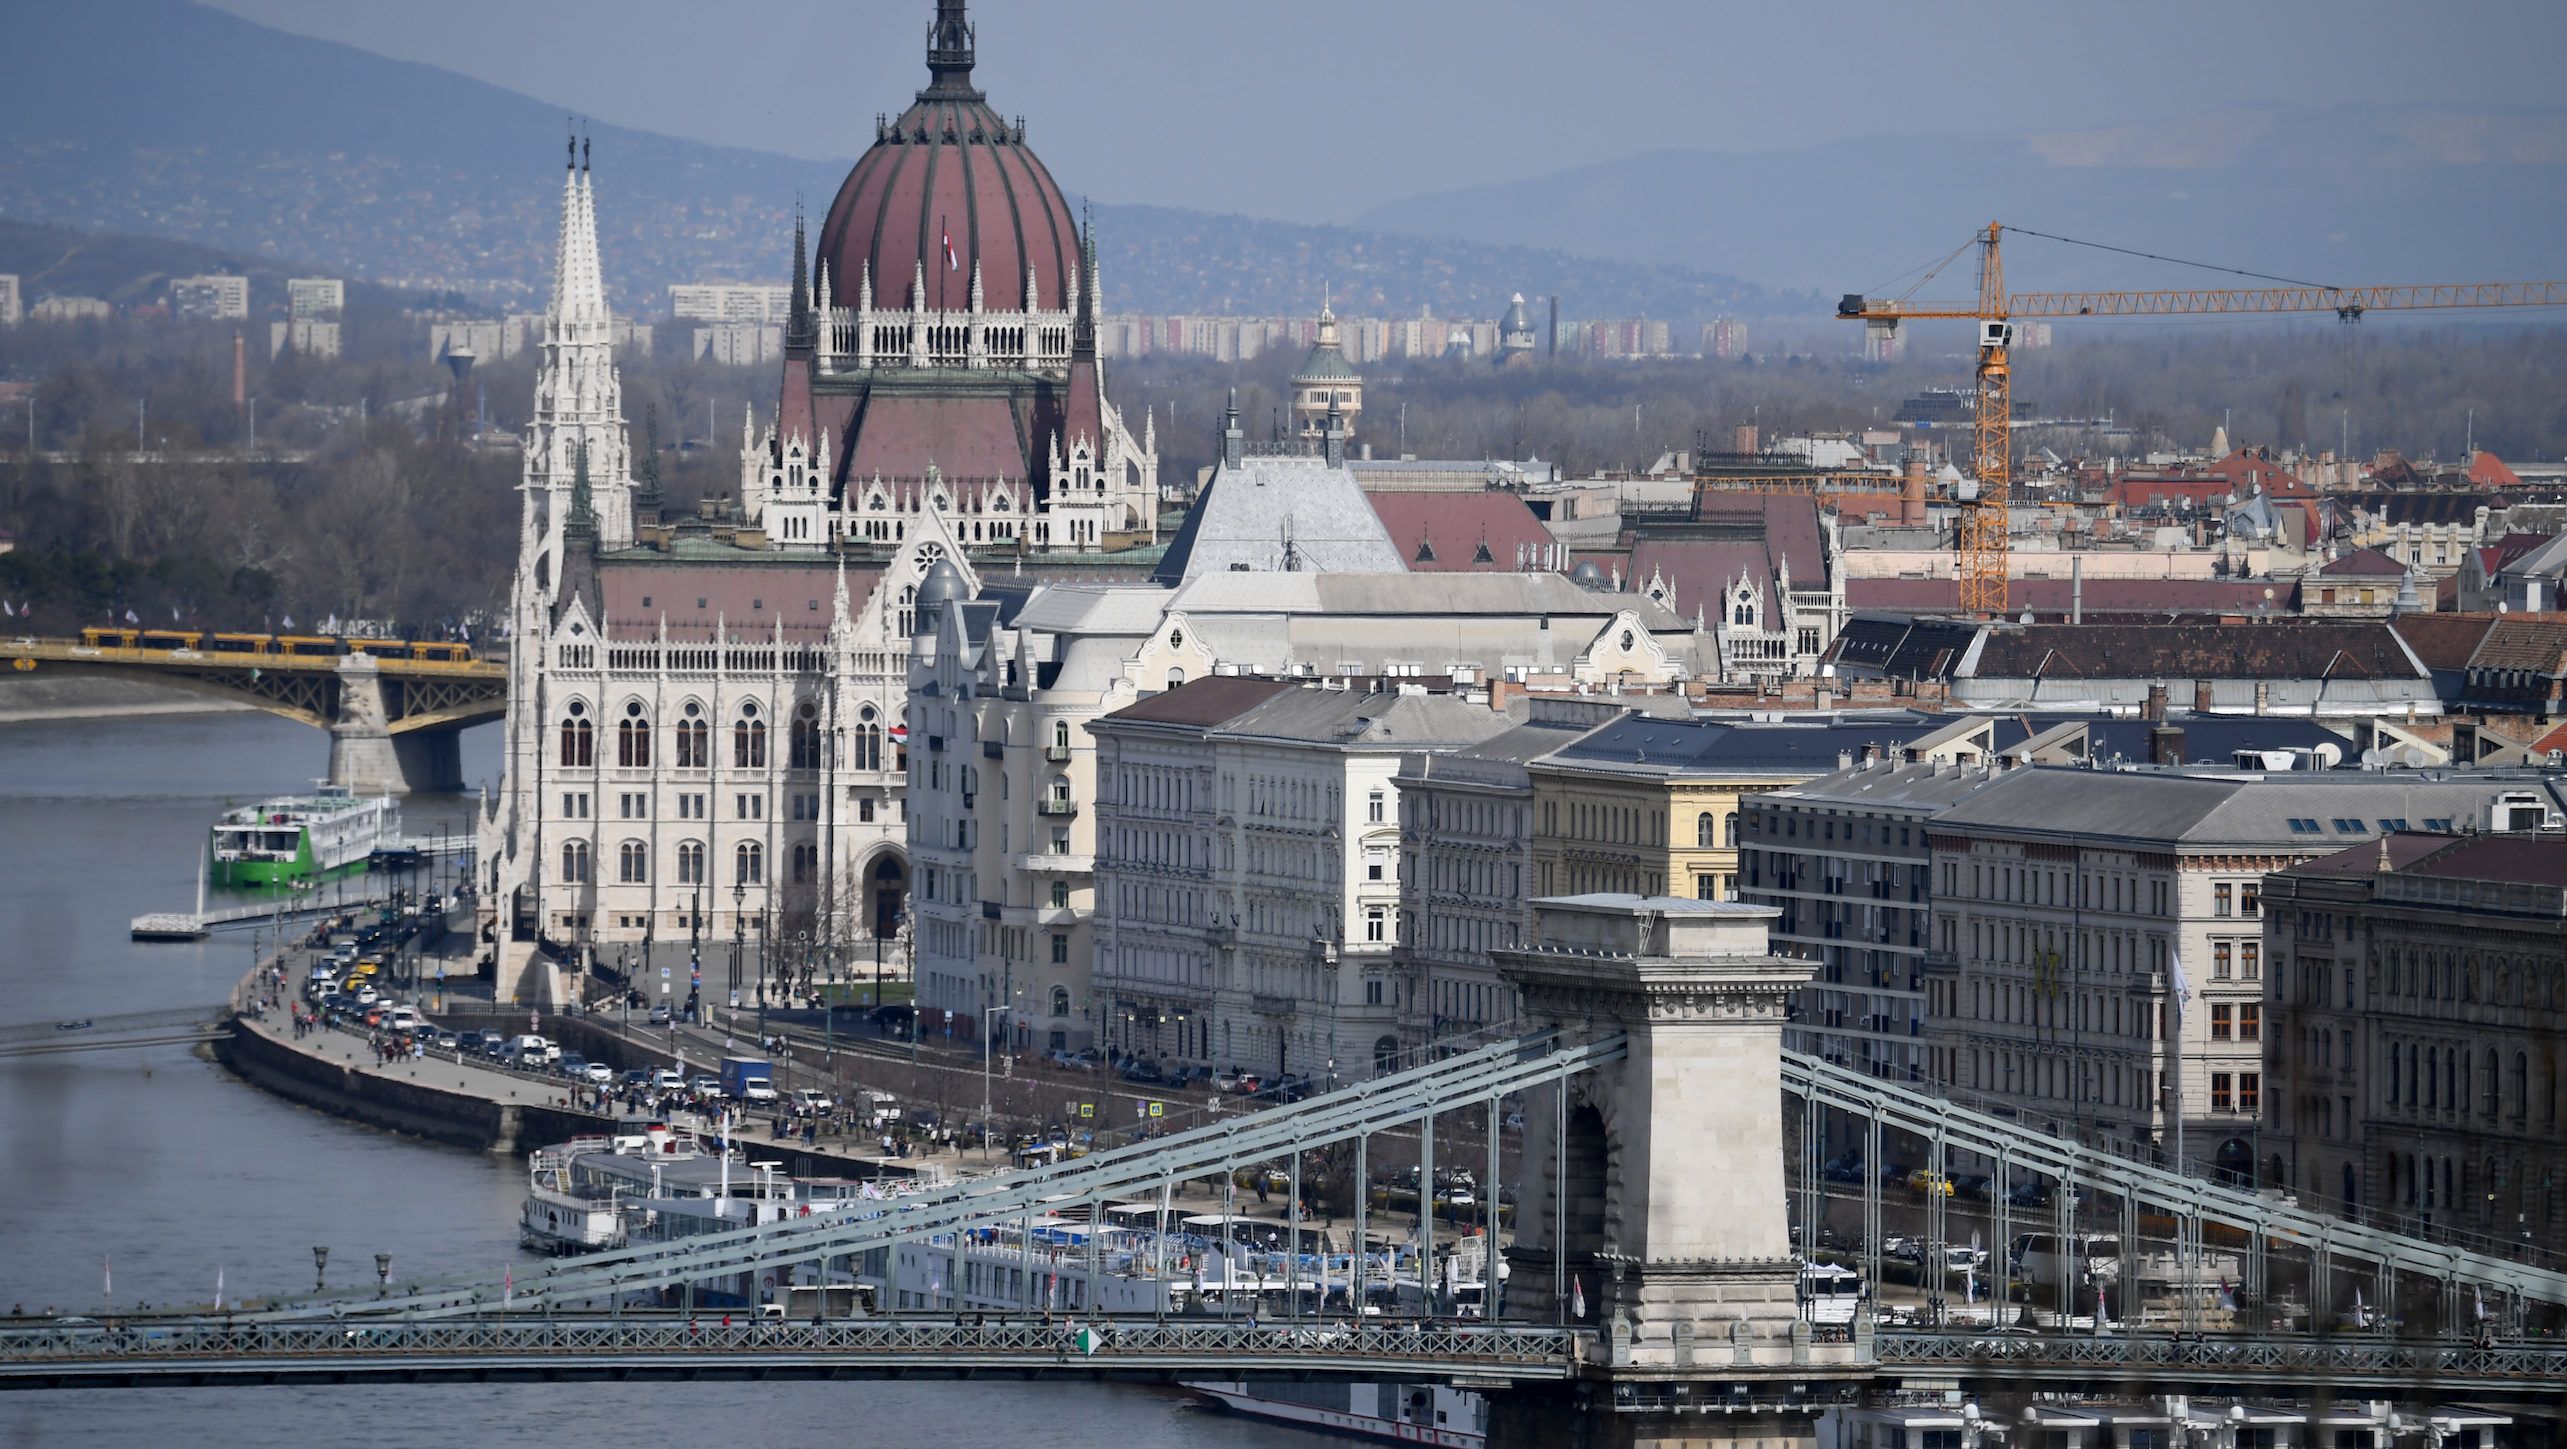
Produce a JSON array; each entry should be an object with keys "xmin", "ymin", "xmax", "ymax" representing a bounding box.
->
[
  {"xmin": 1077, "ymin": 1102, "xmax": 1094, "ymax": 1119},
  {"xmin": 1148, "ymin": 1101, "xmax": 1164, "ymax": 1119}
]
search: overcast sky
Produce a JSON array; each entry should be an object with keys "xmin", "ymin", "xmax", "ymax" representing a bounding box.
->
[{"xmin": 207, "ymin": 0, "xmax": 2564, "ymax": 222}]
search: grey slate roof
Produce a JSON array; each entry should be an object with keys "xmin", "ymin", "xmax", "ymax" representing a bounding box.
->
[
  {"xmin": 1926, "ymin": 766, "xmax": 2556, "ymax": 848},
  {"xmin": 1151, "ymin": 455, "xmax": 1404, "ymax": 583},
  {"xmin": 1542, "ymin": 715, "xmax": 2018, "ymax": 777},
  {"xmin": 1212, "ymin": 686, "xmax": 1515, "ymax": 752}
]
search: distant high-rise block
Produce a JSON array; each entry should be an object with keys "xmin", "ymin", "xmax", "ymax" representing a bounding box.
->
[
  {"xmin": 270, "ymin": 318, "xmax": 341, "ymax": 360},
  {"xmin": 286, "ymin": 277, "xmax": 345, "ymax": 320},
  {"xmin": 668, "ymin": 283, "xmax": 792, "ymax": 325},
  {"xmin": 0, "ymin": 275, "xmax": 19, "ymax": 327},
  {"xmin": 171, "ymin": 274, "xmax": 249, "ymax": 321}
]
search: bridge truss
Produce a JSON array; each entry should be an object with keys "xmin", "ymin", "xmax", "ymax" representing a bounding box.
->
[
  {"xmin": 1782, "ymin": 1051, "xmax": 2567, "ymax": 1334},
  {"xmin": 290, "ymin": 1028, "xmax": 1631, "ymax": 1322}
]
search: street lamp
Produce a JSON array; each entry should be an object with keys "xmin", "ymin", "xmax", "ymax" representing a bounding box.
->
[
  {"xmin": 374, "ymin": 1252, "xmax": 392, "ymax": 1300},
  {"xmin": 981, "ymin": 1005, "xmax": 1013, "ymax": 1156},
  {"xmin": 729, "ymin": 879, "xmax": 746, "ymax": 1032},
  {"xmin": 312, "ymin": 1245, "xmax": 329, "ymax": 1294}
]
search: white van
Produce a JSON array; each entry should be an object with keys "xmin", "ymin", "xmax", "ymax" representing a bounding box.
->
[{"xmin": 510, "ymin": 1034, "xmax": 553, "ymax": 1063}]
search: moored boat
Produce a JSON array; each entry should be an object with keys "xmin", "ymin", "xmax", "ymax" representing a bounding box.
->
[{"xmin": 210, "ymin": 785, "xmax": 399, "ymax": 889}]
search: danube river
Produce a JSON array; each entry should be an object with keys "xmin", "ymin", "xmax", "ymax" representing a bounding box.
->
[{"xmin": 0, "ymin": 711, "xmax": 1317, "ymax": 1447}]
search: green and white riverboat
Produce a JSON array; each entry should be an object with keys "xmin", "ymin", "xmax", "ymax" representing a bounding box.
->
[{"xmin": 209, "ymin": 785, "xmax": 400, "ymax": 889}]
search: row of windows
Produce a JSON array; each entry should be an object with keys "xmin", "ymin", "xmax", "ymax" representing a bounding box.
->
[
  {"xmin": 556, "ymin": 697, "xmax": 870, "ymax": 772},
  {"xmin": 556, "ymin": 839, "xmax": 766, "ymax": 886}
]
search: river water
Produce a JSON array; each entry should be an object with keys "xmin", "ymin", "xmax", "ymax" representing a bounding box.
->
[{"xmin": 0, "ymin": 713, "xmax": 1313, "ymax": 1448}]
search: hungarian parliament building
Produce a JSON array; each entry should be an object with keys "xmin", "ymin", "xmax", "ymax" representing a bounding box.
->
[{"xmin": 478, "ymin": 0, "xmax": 1162, "ymax": 1001}]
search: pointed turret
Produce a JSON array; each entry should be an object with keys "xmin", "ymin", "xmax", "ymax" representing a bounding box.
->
[
  {"xmin": 527, "ymin": 138, "xmax": 634, "ymax": 548},
  {"xmin": 785, "ymin": 206, "xmax": 815, "ymax": 358},
  {"xmin": 634, "ymin": 405, "xmax": 665, "ymax": 527}
]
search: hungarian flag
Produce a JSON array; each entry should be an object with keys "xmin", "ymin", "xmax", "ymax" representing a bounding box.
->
[
  {"xmin": 942, "ymin": 219, "xmax": 958, "ymax": 273},
  {"xmin": 1571, "ymin": 1275, "xmax": 1586, "ymax": 1320}
]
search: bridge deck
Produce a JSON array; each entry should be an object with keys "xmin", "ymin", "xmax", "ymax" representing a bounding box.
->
[
  {"xmin": 1, "ymin": 638, "xmax": 500, "ymax": 681},
  {"xmin": 0, "ymin": 1317, "xmax": 1584, "ymax": 1392}
]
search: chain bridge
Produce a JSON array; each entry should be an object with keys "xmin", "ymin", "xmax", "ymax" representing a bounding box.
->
[
  {"xmin": 0, "ymin": 633, "xmax": 502, "ymax": 793},
  {"xmin": 7, "ymin": 897, "xmax": 2562, "ymax": 1447}
]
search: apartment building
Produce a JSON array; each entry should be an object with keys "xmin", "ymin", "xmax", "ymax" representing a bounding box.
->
[
  {"xmin": 1919, "ymin": 767, "xmax": 2558, "ymax": 1172},
  {"xmin": 0, "ymin": 275, "xmax": 19, "ymax": 327},
  {"xmin": 1740, "ymin": 751, "xmax": 2018, "ymax": 1086},
  {"xmin": 2263, "ymin": 833, "xmax": 2567, "ymax": 1240},
  {"xmin": 286, "ymin": 277, "xmax": 345, "ymax": 318},
  {"xmin": 1392, "ymin": 698, "xmax": 1630, "ymax": 1050},
  {"xmin": 1528, "ymin": 715, "xmax": 1939, "ymax": 904},
  {"xmin": 1090, "ymin": 678, "xmax": 1512, "ymax": 1083}
]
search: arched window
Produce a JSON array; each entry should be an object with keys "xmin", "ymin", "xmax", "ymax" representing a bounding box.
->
[
  {"xmin": 1052, "ymin": 719, "xmax": 1071, "ymax": 754},
  {"xmin": 676, "ymin": 701, "xmax": 709, "ymax": 769},
  {"xmin": 736, "ymin": 841, "xmax": 763, "ymax": 886},
  {"xmin": 676, "ymin": 840, "xmax": 705, "ymax": 886},
  {"xmin": 560, "ymin": 839, "xmax": 590, "ymax": 884},
  {"xmin": 559, "ymin": 700, "xmax": 593, "ymax": 767},
  {"xmin": 1050, "ymin": 986, "xmax": 1071, "ymax": 1018},
  {"xmin": 792, "ymin": 841, "xmax": 817, "ymax": 884},
  {"xmin": 1724, "ymin": 811, "xmax": 1740, "ymax": 847},
  {"xmin": 2515, "ymin": 1052, "xmax": 2530, "ymax": 1120},
  {"xmin": 618, "ymin": 840, "xmax": 647, "ymax": 884},
  {"xmin": 853, "ymin": 706, "xmax": 883, "ymax": 771},
  {"xmin": 734, "ymin": 701, "xmax": 767, "ymax": 769},
  {"xmin": 1696, "ymin": 812, "xmax": 1716, "ymax": 848},
  {"xmin": 1050, "ymin": 774, "xmax": 1073, "ymax": 807},
  {"xmin": 617, "ymin": 700, "xmax": 651, "ymax": 768},
  {"xmin": 2487, "ymin": 1049, "xmax": 2504, "ymax": 1119},
  {"xmin": 791, "ymin": 701, "xmax": 820, "ymax": 770}
]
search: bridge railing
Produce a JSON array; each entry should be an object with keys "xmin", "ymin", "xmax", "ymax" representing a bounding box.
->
[
  {"xmin": 0, "ymin": 1315, "xmax": 1581, "ymax": 1376},
  {"xmin": 1875, "ymin": 1327, "xmax": 2567, "ymax": 1386}
]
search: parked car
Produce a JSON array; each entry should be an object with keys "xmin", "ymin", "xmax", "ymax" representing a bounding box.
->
[
  {"xmin": 792, "ymin": 1088, "xmax": 834, "ymax": 1113},
  {"xmin": 558, "ymin": 1053, "xmax": 590, "ymax": 1080},
  {"xmin": 1821, "ymin": 1154, "xmax": 1866, "ymax": 1184},
  {"xmin": 652, "ymin": 1069, "xmax": 685, "ymax": 1091},
  {"xmin": 1907, "ymin": 1169, "xmax": 1956, "ymax": 1198},
  {"xmin": 647, "ymin": 1004, "xmax": 673, "ymax": 1026},
  {"xmin": 456, "ymin": 1031, "xmax": 487, "ymax": 1055},
  {"xmin": 582, "ymin": 1061, "xmax": 615, "ymax": 1085},
  {"xmin": 1119, "ymin": 1060, "xmax": 1165, "ymax": 1086}
]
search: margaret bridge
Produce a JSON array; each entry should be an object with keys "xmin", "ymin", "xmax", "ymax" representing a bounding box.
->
[
  {"xmin": 7, "ymin": 897, "xmax": 2564, "ymax": 1447},
  {"xmin": 0, "ymin": 632, "xmax": 504, "ymax": 794}
]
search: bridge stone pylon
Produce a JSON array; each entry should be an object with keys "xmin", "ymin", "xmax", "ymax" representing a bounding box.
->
[{"xmin": 1496, "ymin": 894, "xmax": 1864, "ymax": 1377}]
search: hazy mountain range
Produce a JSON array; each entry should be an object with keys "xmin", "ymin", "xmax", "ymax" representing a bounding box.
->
[
  {"xmin": 0, "ymin": 1, "xmax": 1788, "ymax": 324},
  {"xmin": 1358, "ymin": 106, "xmax": 2567, "ymax": 299},
  {"xmin": 3, "ymin": 2, "xmax": 2559, "ymax": 332}
]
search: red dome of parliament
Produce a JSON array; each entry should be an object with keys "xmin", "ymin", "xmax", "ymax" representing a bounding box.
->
[{"xmin": 816, "ymin": 0, "xmax": 1079, "ymax": 317}]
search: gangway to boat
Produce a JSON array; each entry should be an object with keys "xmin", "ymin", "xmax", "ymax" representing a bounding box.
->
[
  {"xmin": 130, "ymin": 833, "xmax": 470, "ymax": 940},
  {"xmin": 0, "ymin": 1007, "xmax": 231, "ymax": 1058}
]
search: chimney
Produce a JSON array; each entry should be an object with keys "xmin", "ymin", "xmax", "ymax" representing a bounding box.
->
[
  {"xmin": 2151, "ymin": 725, "xmax": 2187, "ymax": 767},
  {"xmin": 2144, "ymin": 682, "xmax": 2169, "ymax": 722},
  {"xmin": 1734, "ymin": 423, "xmax": 1760, "ymax": 456},
  {"xmin": 232, "ymin": 330, "xmax": 246, "ymax": 413},
  {"xmin": 2255, "ymin": 680, "xmax": 2271, "ymax": 716},
  {"xmin": 2194, "ymin": 681, "xmax": 2215, "ymax": 714},
  {"xmin": 1487, "ymin": 676, "xmax": 1513, "ymax": 713},
  {"xmin": 2070, "ymin": 554, "xmax": 2084, "ymax": 626},
  {"xmin": 1900, "ymin": 455, "xmax": 1928, "ymax": 529}
]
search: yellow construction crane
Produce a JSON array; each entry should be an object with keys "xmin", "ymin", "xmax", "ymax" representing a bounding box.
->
[{"xmin": 1838, "ymin": 223, "xmax": 2567, "ymax": 614}]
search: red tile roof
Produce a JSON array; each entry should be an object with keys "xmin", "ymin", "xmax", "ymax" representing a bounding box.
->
[
  {"xmin": 600, "ymin": 558, "xmax": 863, "ymax": 643},
  {"xmin": 2390, "ymin": 613, "xmax": 2500, "ymax": 672},
  {"xmin": 1365, "ymin": 490, "xmax": 1555, "ymax": 572},
  {"xmin": 2467, "ymin": 450, "xmax": 2524, "ymax": 488},
  {"xmin": 1099, "ymin": 675, "xmax": 1293, "ymax": 728},
  {"xmin": 2318, "ymin": 547, "xmax": 2407, "ymax": 577},
  {"xmin": 845, "ymin": 393, "xmax": 1032, "ymax": 485}
]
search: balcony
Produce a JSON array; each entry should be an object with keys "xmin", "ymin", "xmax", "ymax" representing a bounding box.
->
[
  {"xmin": 1011, "ymin": 852, "xmax": 1094, "ymax": 875},
  {"xmin": 981, "ymin": 741, "xmax": 1005, "ymax": 761},
  {"xmin": 1921, "ymin": 949, "xmax": 1960, "ymax": 976},
  {"xmin": 1044, "ymin": 743, "xmax": 1073, "ymax": 763},
  {"xmin": 926, "ymin": 735, "xmax": 945, "ymax": 753},
  {"xmin": 1037, "ymin": 798, "xmax": 1080, "ymax": 818},
  {"xmin": 1251, "ymin": 993, "xmax": 1295, "ymax": 1016}
]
